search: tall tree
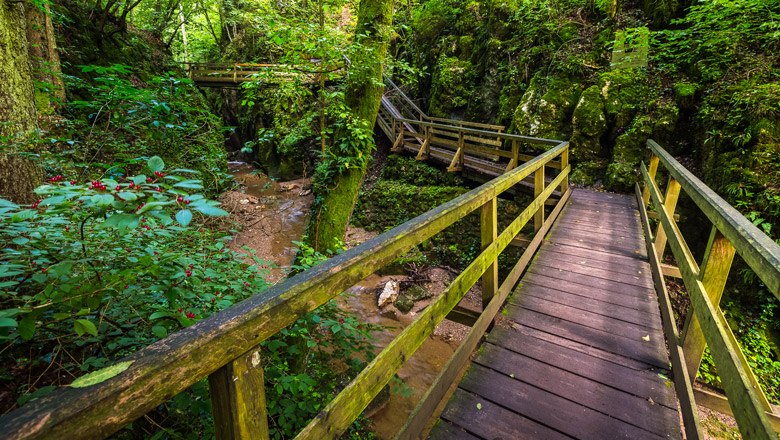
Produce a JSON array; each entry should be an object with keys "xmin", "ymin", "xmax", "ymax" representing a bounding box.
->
[
  {"xmin": 0, "ymin": 0, "xmax": 43, "ymax": 203},
  {"xmin": 310, "ymin": 0, "xmax": 394, "ymax": 251}
]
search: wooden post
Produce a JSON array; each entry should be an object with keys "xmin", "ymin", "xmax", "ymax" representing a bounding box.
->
[
  {"xmin": 534, "ymin": 165, "xmax": 545, "ymax": 231},
  {"xmin": 447, "ymin": 131, "xmax": 465, "ymax": 172},
  {"xmin": 416, "ymin": 126, "xmax": 430, "ymax": 160},
  {"xmin": 209, "ymin": 349, "xmax": 269, "ymax": 440},
  {"xmin": 559, "ymin": 146, "xmax": 569, "ymax": 193},
  {"xmin": 391, "ymin": 126, "xmax": 405, "ymax": 153},
  {"xmin": 481, "ymin": 197, "xmax": 498, "ymax": 308},
  {"xmin": 654, "ymin": 177, "xmax": 680, "ymax": 258},
  {"xmin": 642, "ymin": 154, "xmax": 660, "ymax": 206},
  {"xmin": 680, "ymin": 228, "xmax": 772, "ymax": 411},
  {"xmin": 505, "ymin": 140, "xmax": 519, "ymax": 172}
]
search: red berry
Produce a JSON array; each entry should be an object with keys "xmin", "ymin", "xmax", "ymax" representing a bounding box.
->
[
  {"xmin": 70, "ymin": 180, "xmax": 77, "ymax": 185},
  {"xmin": 115, "ymin": 185, "xmax": 121, "ymax": 191},
  {"xmin": 147, "ymin": 177, "xmax": 153, "ymax": 183},
  {"xmin": 178, "ymin": 308, "xmax": 183, "ymax": 313},
  {"xmin": 206, "ymin": 277, "xmax": 211, "ymax": 281},
  {"xmin": 184, "ymin": 200, "xmax": 190, "ymax": 204},
  {"xmin": 338, "ymin": 318, "xmax": 344, "ymax": 325},
  {"xmin": 186, "ymin": 312, "xmax": 196, "ymax": 319},
  {"xmin": 185, "ymin": 270, "xmax": 192, "ymax": 277},
  {"xmin": 41, "ymin": 268, "xmax": 47, "ymax": 273},
  {"xmin": 123, "ymin": 284, "xmax": 128, "ymax": 289}
]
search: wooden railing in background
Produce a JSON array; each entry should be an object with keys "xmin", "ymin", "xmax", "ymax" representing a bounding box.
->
[
  {"xmin": 182, "ymin": 62, "xmax": 321, "ymax": 85},
  {"xmin": 637, "ymin": 139, "xmax": 780, "ymax": 440},
  {"xmin": 0, "ymin": 141, "xmax": 570, "ymax": 440}
]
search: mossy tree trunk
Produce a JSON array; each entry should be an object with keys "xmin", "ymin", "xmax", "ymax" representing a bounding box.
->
[
  {"xmin": 0, "ymin": 0, "xmax": 37, "ymax": 135},
  {"xmin": 1, "ymin": 0, "xmax": 42, "ymax": 203},
  {"xmin": 25, "ymin": 2, "xmax": 65, "ymax": 111},
  {"xmin": 310, "ymin": 0, "xmax": 394, "ymax": 252}
]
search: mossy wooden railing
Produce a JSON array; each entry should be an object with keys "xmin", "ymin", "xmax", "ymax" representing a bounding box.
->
[
  {"xmin": 0, "ymin": 141, "xmax": 570, "ymax": 440},
  {"xmin": 183, "ymin": 62, "xmax": 320, "ymax": 85},
  {"xmin": 637, "ymin": 139, "xmax": 780, "ymax": 440}
]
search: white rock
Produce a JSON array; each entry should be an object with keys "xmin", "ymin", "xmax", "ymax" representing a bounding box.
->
[
  {"xmin": 377, "ymin": 280, "xmax": 399, "ymax": 308},
  {"xmin": 239, "ymin": 199, "xmax": 250, "ymax": 205}
]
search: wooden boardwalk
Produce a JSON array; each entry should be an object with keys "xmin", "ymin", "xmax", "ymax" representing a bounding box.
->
[{"xmin": 430, "ymin": 189, "xmax": 682, "ymax": 440}]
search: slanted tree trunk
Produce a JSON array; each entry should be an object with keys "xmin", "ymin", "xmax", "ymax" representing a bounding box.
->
[
  {"xmin": 1, "ymin": 0, "xmax": 42, "ymax": 203},
  {"xmin": 309, "ymin": 0, "xmax": 394, "ymax": 252}
]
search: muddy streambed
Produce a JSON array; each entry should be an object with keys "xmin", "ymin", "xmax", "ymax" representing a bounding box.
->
[{"xmin": 223, "ymin": 162, "xmax": 469, "ymax": 438}]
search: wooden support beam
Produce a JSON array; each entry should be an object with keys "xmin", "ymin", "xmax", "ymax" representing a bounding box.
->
[
  {"xmin": 642, "ymin": 154, "xmax": 659, "ymax": 206},
  {"xmin": 660, "ymin": 263, "xmax": 682, "ymax": 279},
  {"xmin": 208, "ymin": 349, "xmax": 269, "ymax": 440},
  {"xmin": 694, "ymin": 388, "xmax": 780, "ymax": 433},
  {"xmin": 447, "ymin": 132, "xmax": 465, "ymax": 172},
  {"xmin": 444, "ymin": 305, "xmax": 479, "ymax": 327},
  {"xmin": 654, "ymin": 176, "xmax": 681, "ymax": 258},
  {"xmin": 505, "ymin": 140, "xmax": 519, "ymax": 172},
  {"xmin": 391, "ymin": 126, "xmax": 405, "ymax": 153},
  {"xmin": 415, "ymin": 126, "xmax": 430, "ymax": 160},
  {"xmin": 534, "ymin": 166, "xmax": 545, "ymax": 231},
  {"xmin": 559, "ymin": 146, "xmax": 569, "ymax": 193},
  {"xmin": 481, "ymin": 198, "xmax": 498, "ymax": 308}
]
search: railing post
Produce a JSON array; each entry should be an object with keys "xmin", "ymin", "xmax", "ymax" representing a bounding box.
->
[
  {"xmin": 209, "ymin": 349, "xmax": 270, "ymax": 440},
  {"xmin": 392, "ymin": 124, "xmax": 405, "ymax": 153},
  {"xmin": 447, "ymin": 132, "xmax": 465, "ymax": 172},
  {"xmin": 416, "ymin": 125, "xmax": 430, "ymax": 160},
  {"xmin": 559, "ymin": 146, "xmax": 569, "ymax": 193},
  {"xmin": 642, "ymin": 154, "xmax": 660, "ymax": 206},
  {"xmin": 654, "ymin": 176, "xmax": 681, "ymax": 257},
  {"xmin": 534, "ymin": 165, "xmax": 545, "ymax": 231},
  {"xmin": 680, "ymin": 228, "xmax": 773, "ymax": 411},
  {"xmin": 481, "ymin": 197, "xmax": 498, "ymax": 308},
  {"xmin": 505, "ymin": 140, "xmax": 519, "ymax": 172}
]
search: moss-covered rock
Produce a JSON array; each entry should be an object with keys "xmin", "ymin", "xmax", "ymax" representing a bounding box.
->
[
  {"xmin": 429, "ymin": 55, "xmax": 475, "ymax": 118},
  {"xmin": 511, "ymin": 74, "xmax": 582, "ymax": 139},
  {"xmin": 571, "ymin": 85, "xmax": 608, "ymax": 164},
  {"xmin": 599, "ymin": 68, "xmax": 651, "ymax": 131}
]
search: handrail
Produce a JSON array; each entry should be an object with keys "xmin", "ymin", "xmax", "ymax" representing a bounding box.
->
[
  {"xmin": 638, "ymin": 139, "xmax": 780, "ymax": 440},
  {"xmin": 394, "ymin": 117, "xmax": 559, "ymax": 145},
  {"xmin": 0, "ymin": 141, "xmax": 570, "ymax": 439}
]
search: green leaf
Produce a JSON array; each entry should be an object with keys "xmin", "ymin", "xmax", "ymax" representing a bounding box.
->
[
  {"xmin": 175, "ymin": 209, "xmax": 193, "ymax": 226},
  {"xmin": 12, "ymin": 237, "xmax": 29, "ymax": 245},
  {"xmin": 18, "ymin": 315, "xmax": 36, "ymax": 340},
  {"xmin": 11, "ymin": 210, "xmax": 37, "ymax": 222},
  {"xmin": 0, "ymin": 199, "xmax": 19, "ymax": 209},
  {"xmin": 132, "ymin": 175, "xmax": 147, "ymax": 185},
  {"xmin": 0, "ymin": 317, "xmax": 17, "ymax": 327},
  {"xmin": 172, "ymin": 180, "xmax": 204, "ymax": 189},
  {"xmin": 148, "ymin": 156, "xmax": 165, "ymax": 173},
  {"xmin": 193, "ymin": 205, "xmax": 228, "ymax": 217},
  {"xmin": 149, "ymin": 311, "xmax": 172, "ymax": 320},
  {"xmin": 117, "ymin": 191, "xmax": 138, "ymax": 201},
  {"xmin": 137, "ymin": 201, "xmax": 173, "ymax": 214},
  {"xmin": 70, "ymin": 361, "xmax": 134, "ymax": 388},
  {"xmin": 74, "ymin": 319, "xmax": 98, "ymax": 337},
  {"xmin": 90, "ymin": 194, "xmax": 114, "ymax": 206},
  {"xmin": 151, "ymin": 325, "xmax": 168, "ymax": 339},
  {"xmin": 103, "ymin": 213, "xmax": 141, "ymax": 230}
]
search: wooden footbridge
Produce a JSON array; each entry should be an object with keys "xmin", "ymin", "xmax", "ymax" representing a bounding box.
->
[{"xmin": 3, "ymin": 71, "xmax": 780, "ymax": 440}]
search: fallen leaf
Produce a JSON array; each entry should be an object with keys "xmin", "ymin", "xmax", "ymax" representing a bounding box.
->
[
  {"xmin": 476, "ymin": 403, "xmax": 483, "ymax": 410},
  {"xmin": 642, "ymin": 335, "xmax": 650, "ymax": 342},
  {"xmin": 71, "ymin": 361, "xmax": 134, "ymax": 388}
]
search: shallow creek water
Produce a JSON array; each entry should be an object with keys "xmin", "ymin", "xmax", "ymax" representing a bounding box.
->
[{"xmin": 227, "ymin": 163, "xmax": 458, "ymax": 438}]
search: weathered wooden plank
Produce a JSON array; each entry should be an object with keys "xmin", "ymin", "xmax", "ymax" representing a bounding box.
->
[
  {"xmin": 427, "ymin": 420, "xmax": 482, "ymax": 440},
  {"xmin": 545, "ymin": 235, "xmax": 648, "ymax": 259},
  {"xmin": 487, "ymin": 326, "xmax": 675, "ymax": 408},
  {"xmin": 460, "ymin": 363, "xmax": 670, "ymax": 440},
  {"xmin": 531, "ymin": 258, "xmax": 654, "ymax": 289},
  {"xmin": 506, "ymin": 307, "xmax": 669, "ymax": 369},
  {"xmin": 521, "ymin": 273, "xmax": 656, "ymax": 307},
  {"xmin": 511, "ymin": 283, "xmax": 662, "ymax": 330},
  {"xmin": 439, "ymin": 389, "xmax": 571, "ymax": 440},
  {"xmin": 693, "ymin": 387, "xmax": 780, "ymax": 432},
  {"xmin": 474, "ymin": 343, "xmax": 681, "ymax": 437},
  {"xmin": 654, "ymin": 177, "xmax": 681, "ymax": 258},
  {"xmin": 534, "ymin": 247, "xmax": 650, "ymax": 278},
  {"xmin": 534, "ymin": 166, "xmax": 545, "ymax": 231},
  {"xmin": 208, "ymin": 349, "xmax": 269, "ymax": 440},
  {"xmin": 528, "ymin": 264, "xmax": 655, "ymax": 299},
  {"xmin": 539, "ymin": 241, "xmax": 647, "ymax": 267},
  {"xmin": 480, "ymin": 198, "xmax": 498, "ymax": 307}
]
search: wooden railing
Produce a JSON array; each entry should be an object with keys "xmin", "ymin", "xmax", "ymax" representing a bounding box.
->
[
  {"xmin": 183, "ymin": 62, "xmax": 320, "ymax": 85},
  {"xmin": 637, "ymin": 139, "xmax": 780, "ymax": 440},
  {"xmin": 0, "ymin": 141, "xmax": 570, "ymax": 439}
]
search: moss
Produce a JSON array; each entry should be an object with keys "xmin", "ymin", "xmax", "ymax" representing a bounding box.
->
[
  {"xmin": 429, "ymin": 55, "xmax": 475, "ymax": 117},
  {"xmin": 511, "ymin": 73, "xmax": 582, "ymax": 139},
  {"xmin": 599, "ymin": 68, "xmax": 650, "ymax": 130},
  {"xmin": 380, "ymin": 155, "xmax": 464, "ymax": 187},
  {"xmin": 571, "ymin": 85, "xmax": 608, "ymax": 164},
  {"xmin": 394, "ymin": 296, "xmax": 414, "ymax": 313}
]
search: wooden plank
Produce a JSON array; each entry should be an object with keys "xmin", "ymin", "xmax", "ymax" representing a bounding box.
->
[
  {"xmin": 487, "ymin": 326, "xmax": 676, "ymax": 408},
  {"xmin": 545, "ymin": 235, "xmax": 648, "ymax": 259},
  {"xmin": 654, "ymin": 177, "xmax": 681, "ymax": 258},
  {"xmin": 531, "ymin": 258, "xmax": 654, "ymax": 289},
  {"xmin": 694, "ymin": 387, "xmax": 780, "ymax": 433},
  {"xmin": 511, "ymin": 283, "xmax": 662, "ymax": 330},
  {"xmin": 427, "ymin": 420, "xmax": 481, "ymax": 440},
  {"xmin": 460, "ymin": 363, "xmax": 670, "ymax": 440},
  {"xmin": 521, "ymin": 272, "xmax": 656, "ymax": 308},
  {"xmin": 439, "ymin": 389, "xmax": 571, "ymax": 440},
  {"xmin": 534, "ymin": 166, "xmax": 545, "ymax": 230},
  {"xmin": 208, "ymin": 349, "xmax": 269, "ymax": 440},
  {"xmin": 661, "ymin": 263, "xmax": 682, "ymax": 279},
  {"xmin": 539, "ymin": 241, "xmax": 647, "ymax": 267},
  {"xmin": 481, "ymin": 198, "xmax": 498, "ymax": 307},
  {"xmin": 534, "ymin": 247, "xmax": 650, "ymax": 278},
  {"xmin": 474, "ymin": 343, "xmax": 681, "ymax": 437},
  {"xmin": 397, "ymin": 190, "xmax": 569, "ymax": 440},
  {"xmin": 504, "ymin": 307, "xmax": 670, "ymax": 369}
]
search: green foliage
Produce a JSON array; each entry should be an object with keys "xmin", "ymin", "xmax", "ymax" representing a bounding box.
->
[{"xmin": 61, "ymin": 64, "xmax": 229, "ymax": 191}]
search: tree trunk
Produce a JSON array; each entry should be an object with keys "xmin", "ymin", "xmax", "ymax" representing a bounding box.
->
[
  {"xmin": 1, "ymin": 1, "xmax": 42, "ymax": 203},
  {"xmin": 25, "ymin": 2, "xmax": 65, "ymax": 111},
  {"xmin": 310, "ymin": 0, "xmax": 394, "ymax": 252},
  {"xmin": 0, "ymin": 0, "xmax": 37, "ymax": 136}
]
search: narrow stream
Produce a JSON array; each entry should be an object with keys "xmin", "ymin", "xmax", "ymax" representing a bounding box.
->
[{"xmin": 227, "ymin": 163, "xmax": 458, "ymax": 439}]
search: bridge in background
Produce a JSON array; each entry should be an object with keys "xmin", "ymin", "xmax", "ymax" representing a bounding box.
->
[{"xmin": 2, "ymin": 67, "xmax": 780, "ymax": 440}]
